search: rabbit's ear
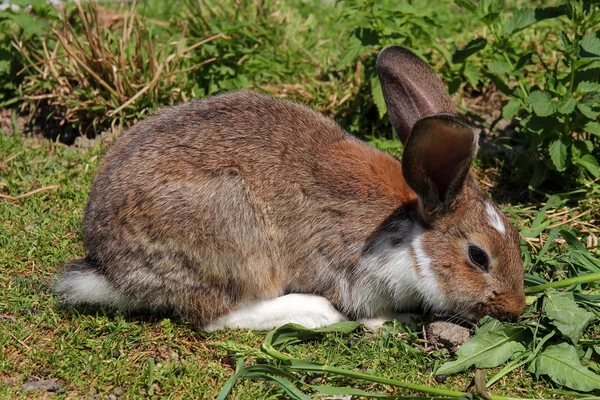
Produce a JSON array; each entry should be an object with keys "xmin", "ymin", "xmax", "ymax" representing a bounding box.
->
[
  {"xmin": 401, "ymin": 114, "xmax": 477, "ymax": 218},
  {"xmin": 376, "ymin": 46, "xmax": 454, "ymax": 144}
]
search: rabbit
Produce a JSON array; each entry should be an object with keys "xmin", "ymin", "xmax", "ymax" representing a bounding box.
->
[{"xmin": 54, "ymin": 46, "xmax": 526, "ymax": 332}]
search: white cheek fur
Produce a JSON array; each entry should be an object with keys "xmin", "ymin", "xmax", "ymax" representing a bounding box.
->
[{"xmin": 341, "ymin": 222, "xmax": 448, "ymax": 317}]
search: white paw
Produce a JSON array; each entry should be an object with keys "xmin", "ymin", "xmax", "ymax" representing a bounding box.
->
[{"xmin": 202, "ymin": 294, "xmax": 346, "ymax": 332}]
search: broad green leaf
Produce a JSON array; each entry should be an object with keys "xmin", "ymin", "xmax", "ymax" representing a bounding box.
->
[
  {"xmin": 581, "ymin": 33, "xmax": 600, "ymax": 57},
  {"xmin": 455, "ymin": 0, "xmax": 478, "ymax": 14},
  {"xmin": 452, "ymin": 38, "xmax": 486, "ymax": 63},
  {"xmin": 502, "ymin": 99, "xmax": 521, "ymax": 119},
  {"xmin": 578, "ymin": 103, "xmax": 600, "ymax": 119},
  {"xmin": 503, "ymin": 7, "xmax": 566, "ymax": 36},
  {"xmin": 341, "ymin": 36, "xmax": 363, "ymax": 67},
  {"xmin": 528, "ymin": 90, "xmax": 555, "ymax": 116},
  {"xmin": 462, "ymin": 63, "xmax": 480, "ymax": 88},
  {"xmin": 543, "ymin": 288, "xmax": 595, "ymax": 344},
  {"xmin": 557, "ymin": 97, "xmax": 576, "ymax": 114},
  {"xmin": 584, "ymin": 121, "xmax": 600, "ymax": 136},
  {"xmin": 549, "ymin": 139, "xmax": 567, "ymax": 171},
  {"xmin": 489, "ymin": 61, "xmax": 512, "ymax": 75},
  {"xmin": 536, "ymin": 343, "xmax": 600, "ymax": 392},
  {"xmin": 577, "ymin": 81, "xmax": 600, "ymax": 95},
  {"xmin": 436, "ymin": 325, "xmax": 526, "ymax": 375},
  {"xmin": 371, "ymin": 75, "xmax": 386, "ymax": 118}
]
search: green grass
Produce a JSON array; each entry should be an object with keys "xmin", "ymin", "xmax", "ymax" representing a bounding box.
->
[
  {"xmin": 1, "ymin": 0, "xmax": 599, "ymax": 398},
  {"xmin": 1, "ymin": 122, "xmax": 598, "ymax": 399}
]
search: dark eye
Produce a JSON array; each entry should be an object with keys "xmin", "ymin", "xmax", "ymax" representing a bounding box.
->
[{"xmin": 469, "ymin": 245, "xmax": 490, "ymax": 271}]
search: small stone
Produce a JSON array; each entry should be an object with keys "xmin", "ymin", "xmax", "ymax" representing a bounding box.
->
[
  {"xmin": 108, "ymin": 395, "xmax": 117, "ymax": 400},
  {"xmin": 112, "ymin": 348, "xmax": 121, "ymax": 359},
  {"xmin": 435, "ymin": 374, "xmax": 448, "ymax": 383},
  {"xmin": 21, "ymin": 378, "xmax": 61, "ymax": 392},
  {"xmin": 426, "ymin": 321, "xmax": 471, "ymax": 353},
  {"xmin": 112, "ymin": 387, "xmax": 123, "ymax": 396}
]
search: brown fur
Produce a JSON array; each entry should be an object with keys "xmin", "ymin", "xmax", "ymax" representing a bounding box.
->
[{"xmin": 58, "ymin": 46, "xmax": 526, "ymax": 327}]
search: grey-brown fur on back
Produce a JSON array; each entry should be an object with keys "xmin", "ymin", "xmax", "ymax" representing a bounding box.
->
[{"xmin": 74, "ymin": 91, "xmax": 408, "ymax": 323}]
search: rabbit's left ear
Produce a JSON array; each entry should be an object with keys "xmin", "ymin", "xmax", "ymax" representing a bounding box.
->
[
  {"xmin": 376, "ymin": 46, "xmax": 454, "ymax": 144},
  {"xmin": 401, "ymin": 114, "xmax": 478, "ymax": 218}
]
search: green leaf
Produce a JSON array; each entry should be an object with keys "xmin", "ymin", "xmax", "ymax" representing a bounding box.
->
[
  {"xmin": 578, "ymin": 103, "xmax": 600, "ymax": 119},
  {"xmin": 311, "ymin": 385, "xmax": 392, "ymax": 398},
  {"xmin": 452, "ymin": 38, "xmax": 486, "ymax": 63},
  {"xmin": 528, "ymin": 90, "xmax": 555, "ymax": 116},
  {"xmin": 549, "ymin": 139, "xmax": 567, "ymax": 172},
  {"xmin": 503, "ymin": 7, "xmax": 566, "ymax": 36},
  {"xmin": 557, "ymin": 97, "xmax": 576, "ymax": 114},
  {"xmin": 560, "ymin": 229, "xmax": 587, "ymax": 252},
  {"xmin": 581, "ymin": 33, "xmax": 600, "ymax": 57},
  {"xmin": 455, "ymin": 0, "xmax": 478, "ymax": 14},
  {"xmin": 371, "ymin": 75, "xmax": 386, "ymax": 118},
  {"xmin": 502, "ymin": 99, "xmax": 521, "ymax": 119},
  {"xmin": 574, "ymin": 154, "xmax": 600, "ymax": 178},
  {"xmin": 576, "ymin": 81, "xmax": 600, "ymax": 95},
  {"xmin": 584, "ymin": 121, "xmax": 600, "ymax": 136},
  {"xmin": 489, "ymin": 61, "xmax": 512, "ymax": 75},
  {"xmin": 436, "ymin": 325, "xmax": 526, "ymax": 375},
  {"xmin": 462, "ymin": 63, "xmax": 481, "ymax": 88},
  {"xmin": 536, "ymin": 343, "xmax": 600, "ymax": 392},
  {"xmin": 543, "ymin": 288, "xmax": 595, "ymax": 344}
]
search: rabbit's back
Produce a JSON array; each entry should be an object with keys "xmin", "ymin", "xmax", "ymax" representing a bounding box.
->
[{"xmin": 81, "ymin": 91, "xmax": 410, "ymax": 322}]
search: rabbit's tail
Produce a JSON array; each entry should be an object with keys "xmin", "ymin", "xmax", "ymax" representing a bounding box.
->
[{"xmin": 54, "ymin": 258, "xmax": 128, "ymax": 308}]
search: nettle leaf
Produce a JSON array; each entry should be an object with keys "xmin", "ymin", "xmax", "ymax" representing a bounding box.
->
[
  {"xmin": 584, "ymin": 121, "xmax": 600, "ymax": 136},
  {"xmin": 549, "ymin": 139, "xmax": 567, "ymax": 172},
  {"xmin": 576, "ymin": 81, "xmax": 600, "ymax": 95},
  {"xmin": 578, "ymin": 103, "xmax": 600, "ymax": 119},
  {"xmin": 370, "ymin": 75, "xmax": 386, "ymax": 118},
  {"xmin": 452, "ymin": 38, "xmax": 486, "ymax": 63},
  {"xmin": 455, "ymin": 0, "xmax": 478, "ymax": 14},
  {"xmin": 536, "ymin": 343, "xmax": 600, "ymax": 392},
  {"xmin": 462, "ymin": 63, "xmax": 480, "ymax": 88},
  {"xmin": 581, "ymin": 33, "xmax": 600, "ymax": 57},
  {"xmin": 436, "ymin": 324, "xmax": 526, "ymax": 375},
  {"xmin": 528, "ymin": 90, "xmax": 555, "ymax": 116},
  {"xmin": 557, "ymin": 97, "xmax": 576, "ymax": 114},
  {"xmin": 502, "ymin": 99, "xmax": 521, "ymax": 119},
  {"xmin": 503, "ymin": 7, "xmax": 566, "ymax": 36},
  {"xmin": 543, "ymin": 288, "xmax": 595, "ymax": 344},
  {"xmin": 489, "ymin": 61, "xmax": 512, "ymax": 75}
]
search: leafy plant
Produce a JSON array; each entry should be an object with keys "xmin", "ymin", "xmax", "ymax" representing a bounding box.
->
[
  {"xmin": 453, "ymin": 0, "xmax": 600, "ymax": 187},
  {"xmin": 436, "ymin": 230, "xmax": 600, "ymax": 393}
]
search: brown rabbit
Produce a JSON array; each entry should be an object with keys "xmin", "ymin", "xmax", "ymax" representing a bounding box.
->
[{"xmin": 55, "ymin": 46, "xmax": 525, "ymax": 331}]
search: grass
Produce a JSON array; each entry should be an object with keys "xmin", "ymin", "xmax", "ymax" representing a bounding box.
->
[
  {"xmin": 1, "ymin": 0, "xmax": 599, "ymax": 398},
  {"xmin": 1, "ymin": 118, "xmax": 598, "ymax": 399}
]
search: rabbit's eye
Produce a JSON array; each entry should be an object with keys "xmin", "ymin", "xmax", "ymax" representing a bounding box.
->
[{"xmin": 468, "ymin": 245, "xmax": 489, "ymax": 271}]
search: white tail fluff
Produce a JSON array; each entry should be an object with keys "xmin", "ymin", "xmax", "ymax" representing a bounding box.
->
[{"xmin": 54, "ymin": 260, "xmax": 128, "ymax": 308}]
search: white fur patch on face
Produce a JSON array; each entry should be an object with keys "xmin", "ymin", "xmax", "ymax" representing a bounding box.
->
[
  {"xmin": 344, "ymin": 222, "xmax": 447, "ymax": 318},
  {"xmin": 410, "ymin": 227, "xmax": 447, "ymax": 311},
  {"xmin": 485, "ymin": 202, "xmax": 506, "ymax": 234},
  {"xmin": 201, "ymin": 294, "xmax": 346, "ymax": 332}
]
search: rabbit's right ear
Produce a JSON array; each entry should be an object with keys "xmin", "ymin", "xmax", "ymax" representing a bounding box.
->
[{"xmin": 376, "ymin": 46, "xmax": 454, "ymax": 143}]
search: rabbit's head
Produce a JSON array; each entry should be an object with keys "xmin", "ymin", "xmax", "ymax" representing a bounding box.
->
[{"xmin": 377, "ymin": 46, "xmax": 525, "ymax": 320}]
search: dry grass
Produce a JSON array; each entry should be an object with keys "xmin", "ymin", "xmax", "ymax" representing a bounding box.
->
[{"xmin": 14, "ymin": 2, "xmax": 224, "ymax": 141}]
